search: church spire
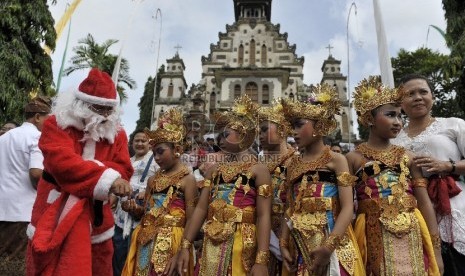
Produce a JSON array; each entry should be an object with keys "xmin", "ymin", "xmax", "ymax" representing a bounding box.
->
[{"xmin": 233, "ymin": 0, "xmax": 272, "ymax": 22}]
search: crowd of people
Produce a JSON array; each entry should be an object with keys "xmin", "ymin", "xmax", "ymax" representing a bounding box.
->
[{"xmin": 0, "ymin": 68, "xmax": 464, "ymax": 276}]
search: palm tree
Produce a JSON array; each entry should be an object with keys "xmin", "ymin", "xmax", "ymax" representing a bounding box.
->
[{"xmin": 64, "ymin": 33, "xmax": 136, "ymax": 102}]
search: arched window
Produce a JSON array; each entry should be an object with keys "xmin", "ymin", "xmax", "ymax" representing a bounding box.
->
[
  {"xmin": 262, "ymin": 84, "xmax": 269, "ymax": 104},
  {"xmin": 210, "ymin": 92, "xmax": 216, "ymax": 110},
  {"xmin": 167, "ymin": 82, "xmax": 174, "ymax": 97},
  {"xmin": 245, "ymin": 82, "xmax": 258, "ymax": 102},
  {"xmin": 261, "ymin": 45, "xmax": 267, "ymax": 66},
  {"xmin": 238, "ymin": 44, "xmax": 244, "ymax": 66},
  {"xmin": 249, "ymin": 39, "xmax": 256, "ymax": 65},
  {"xmin": 234, "ymin": 84, "xmax": 241, "ymax": 99}
]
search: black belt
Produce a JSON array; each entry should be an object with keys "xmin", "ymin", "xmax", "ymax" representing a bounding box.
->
[{"xmin": 42, "ymin": 171, "xmax": 104, "ymax": 227}]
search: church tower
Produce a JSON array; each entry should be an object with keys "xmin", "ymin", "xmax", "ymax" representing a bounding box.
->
[
  {"xmin": 320, "ymin": 52, "xmax": 355, "ymax": 143},
  {"xmin": 151, "ymin": 52, "xmax": 188, "ymax": 129},
  {"xmin": 193, "ymin": 0, "xmax": 305, "ymax": 119}
]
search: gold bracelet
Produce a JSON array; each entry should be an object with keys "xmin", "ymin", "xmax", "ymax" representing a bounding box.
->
[
  {"xmin": 181, "ymin": 238, "xmax": 192, "ymax": 249},
  {"xmin": 257, "ymin": 184, "xmax": 272, "ymax": 198},
  {"xmin": 337, "ymin": 172, "xmax": 358, "ymax": 187},
  {"xmin": 255, "ymin": 250, "xmax": 270, "ymax": 265},
  {"xmin": 430, "ymin": 233, "xmax": 441, "ymax": 250},
  {"xmin": 322, "ymin": 233, "xmax": 342, "ymax": 251},
  {"xmin": 279, "ymin": 238, "xmax": 289, "ymax": 249},
  {"xmin": 412, "ymin": 177, "xmax": 428, "ymax": 188}
]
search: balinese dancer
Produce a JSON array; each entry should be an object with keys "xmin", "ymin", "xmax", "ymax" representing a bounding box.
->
[
  {"xmin": 280, "ymin": 83, "xmax": 364, "ymax": 276},
  {"xmin": 122, "ymin": 108, "xmax": 197, "ymax": 276},
  {"xmin": 346, "ymin": 76, "xmax": 443, "ymax": 275},
  {"xmin": 177, "ymin": 95, "xmax": 272, "ymax": 276},
  {"xmin": 257, "ymin": 100, "xmax": 296, "ymax": 275}
]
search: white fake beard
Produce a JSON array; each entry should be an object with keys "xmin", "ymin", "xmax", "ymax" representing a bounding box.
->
[{"xmin": 53, "ymin": 92, "xmax": 121, "ymax": 144}]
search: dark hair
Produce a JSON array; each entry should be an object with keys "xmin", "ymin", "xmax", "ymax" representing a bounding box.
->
[
  {"xmin": 133, "ymin": 129, "xmax": 146, "ymax": 136},
  {"xmin": 206, "ymin": 138, "xmax": 214, "ymax": 142},
  {"xmin": 399, "ymin": 74, "xmax": 435, "ymax": 95},
  {"xmin": 25, "ymin": 112, "xmax": 48, "ymax": 120}
]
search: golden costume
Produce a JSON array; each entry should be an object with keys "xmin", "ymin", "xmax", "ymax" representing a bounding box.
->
[
  {"xmin": 286, "ymin": 147, "xmax": 364, "ymax": 276},
  {"xmin": 258, "ymin": 100, "xmax": 295, "ymax": 275},
  {"xmin": 282, "ymin": 84, "xmax": 364, "ymax": 275},
  {"xmin": 122, "ymin": 108, "xmax": 194, "ymax": 276},
  {"xmin": 353, "ymin": 144, "xmax": 439, "ymax": 275},
  {"xmin": 352, "ymin": 77, "xmax": 439, "ymax": 275},
  {"xmin": 198, "ymin": 96, "xmax": 268, "ymax": 275}
]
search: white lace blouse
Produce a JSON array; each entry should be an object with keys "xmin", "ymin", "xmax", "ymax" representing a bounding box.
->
[{"xmin": 392, "ymin": 117, "xmax": 465, "ymax": 255}]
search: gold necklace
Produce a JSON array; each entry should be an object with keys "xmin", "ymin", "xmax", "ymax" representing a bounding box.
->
[
  {"xmin": 149, "ymin": 165, "xmax": 190, "ymax": 192},
  {"xmin": 356, "ymin": 143, "xmax": 405, "ymax": 167},
  {"xmin": 287, "ymin": 146, "xmax": 332, "ymax": 184}
]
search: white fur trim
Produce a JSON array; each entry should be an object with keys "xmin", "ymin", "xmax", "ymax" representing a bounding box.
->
[
  {"xmin": 91, "ymin": 159, "xmax": 104, "ymax": 166},
  {"xmin": 93, "ymin": 168, "xmax": 121, "ymax": 201},
  {"xmin": 47, "ymin": 189, "xmax": 62, "ymax": 204},
  {"xmin": 91, "ymin": 226, "xmax": 115, "ymax": 244},
  {"xmin": 26, "ymin": 223, "xmax": 36, "ymax": 240},
  {"xmin": 74, "ymin": 89, "xmax": 118, "ymax": 107},
  {"xmin": 82, "ymin": 140, "xmax": 96, "ymax": 160},
  {"xmin": 58, "ymin": 194, "xmax": 81, "ymax": 224}
]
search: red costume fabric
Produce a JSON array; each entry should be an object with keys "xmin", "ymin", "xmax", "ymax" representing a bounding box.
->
[{"xmin": 26, "ymin": 116, "xmax": 133, "ymax": 275}]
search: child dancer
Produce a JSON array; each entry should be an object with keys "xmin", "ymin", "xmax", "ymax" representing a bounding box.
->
[
  {"xmin": 280, "ymin": 84, "xmax": 364, "ymax": 276},
  {"xmin": 346, "ymin": 76, "xmax": 443, "ymax": 275},
  {"xmin": 122, "ymin": 108, "xmax": 197, "ymax": 276},
  {"xmin": 257, "ymin": 100, "xmax": 296, "ymax": 275},
  {"xmin": 177, "ymin": 95, "xmax": 272, "ymax": 276}
]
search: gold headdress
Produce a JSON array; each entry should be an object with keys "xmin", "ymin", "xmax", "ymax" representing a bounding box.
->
[
  {"xmin": 145, "ymin": 107, "xmax": 185, "ymax": 146},
  {"xmin": 353, "ymin": 76, "xmax": 401, "ymax": 127},
  {"xmin": 212, "ymin": 95, "xmax": 258, "ymax": 149},
  {"xmin": 281, "ymin": 83, "xmax": 341, "ymax": 136},
  {"xmin": 257, "ymin": 99, "xmax": 292, "ymax": 136}
]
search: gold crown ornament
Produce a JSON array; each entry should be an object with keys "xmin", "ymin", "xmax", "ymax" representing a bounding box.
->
[
  {"xmin": 257, "ymin": 99, "xmax": 292, "ymax": 136},
  {"xmin": 281, "ymin": 83, "xmax": 341, "ymax": 136},
  {"xmin": 353, "ymin": 76, "xmax": 401, "ymax": 127},
  {"xmin": 212, "ymin": 94, "xmax": 259, "ymax": 135},
  {"xmin": 145, "ymin": 107, "xmax": 186, "ymax": 146}
]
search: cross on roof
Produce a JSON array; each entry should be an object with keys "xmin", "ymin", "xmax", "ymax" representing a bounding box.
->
[
  {"xmin": 174, "ymin": 44, "xmax": 182, "ymax": 55},
  {"xmin": 326, "ymin": 44, "xmax": 334, "ymax": 56}
]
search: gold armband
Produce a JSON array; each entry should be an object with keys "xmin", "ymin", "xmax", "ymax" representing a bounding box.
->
[
  {"xmin": 430, "ymin": 233, "xmax": 441, "ymax": 250},
  {"xmin": 257, "ymin": 184, "xmax": 272, "ymax": 198},
  {"xmin": 255, "ymin": 250, "xmax": 270, "ymax": 265},
  {"xmin": 337, "ymin": 172, "xmax": 358, "ymax": 187},
  {"xmin": 186, "ymin": 196, "xmax": 197, "ymax": 207},
  {"xmin": 197, "ymin": 179, "xmax": 212, "ymax": 189},
  {"xmin": 412, "ymin": 178, "xmax": 428, "ymax": 188},
  {"xmin": 181, "ymin": 238, "xmax": 192, "ymax": 249},
  {"xmin": 322, "ymin": 233, "xmax": 342, "ymax": 251},
  {"xmin": 279, "ymin": 238, "xmax": 289, "ymax": 249}
]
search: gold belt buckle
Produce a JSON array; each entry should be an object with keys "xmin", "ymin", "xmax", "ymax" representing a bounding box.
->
[{"xmin": 234, "ymin": 209, "xmax": 243, "ymax": 222}]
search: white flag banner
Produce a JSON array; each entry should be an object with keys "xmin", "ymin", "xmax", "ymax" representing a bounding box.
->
[{"xmin": 373, "ymin": 0, "xmax": 394, "ymax": 87}]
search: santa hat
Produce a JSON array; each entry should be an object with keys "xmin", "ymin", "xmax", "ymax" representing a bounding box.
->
[{"xmin": 74, "ymin": 68, "xmax": 119, "ymax": 107}]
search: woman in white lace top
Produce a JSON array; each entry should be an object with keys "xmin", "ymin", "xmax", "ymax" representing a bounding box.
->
[{"xmin": 392, "ymin": 74, "xmax": 465, "ymax": 275}]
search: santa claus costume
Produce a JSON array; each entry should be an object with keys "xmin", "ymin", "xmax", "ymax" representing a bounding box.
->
[{"xmin": 26, "ymin": 68, "xmax": 133, "ymax": 276}]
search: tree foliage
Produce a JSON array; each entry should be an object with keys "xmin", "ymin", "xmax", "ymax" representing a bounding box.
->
[
  {"xmin": 392, "ymin": 47, "xmax": 464, "ymax": 119},
  {"xmin": 442, "ymin": 0, "xmax": 465, "ymax": 115},
  {"xmin": 129, "ymin": 65, "xmax": 165, "ymax": 143},
  {"xmin": 0, "ymin": 0, "xmax": 57, "ymax": 123},
  {"xmin": 64, "ymin": 33, "xmax": 136, "ymax": 102}
]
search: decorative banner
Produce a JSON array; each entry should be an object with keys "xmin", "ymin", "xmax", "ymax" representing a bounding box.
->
[{"xmin": 45, "ymin": 0, "xmax": 83, "ymax": 55}]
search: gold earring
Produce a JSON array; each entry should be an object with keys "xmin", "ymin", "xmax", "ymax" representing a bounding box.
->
[{"xmin": 175, "ymin": 152, "xmax": 180, "ymax": 158}]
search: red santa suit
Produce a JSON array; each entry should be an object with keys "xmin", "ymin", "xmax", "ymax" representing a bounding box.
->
[{"xmin": 26, "ymin": 69, "xmax": 133, "ymax": 276}]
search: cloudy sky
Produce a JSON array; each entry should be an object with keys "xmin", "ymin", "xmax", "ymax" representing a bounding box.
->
[{"xmin": 48, "ymin": 0, "xmax": 449, "ymax": 136}]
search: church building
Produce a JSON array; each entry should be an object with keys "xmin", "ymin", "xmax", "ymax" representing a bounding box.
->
[{"xmin": 152, "ymin": 0, "xmax": 355, "ymax": 143}]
